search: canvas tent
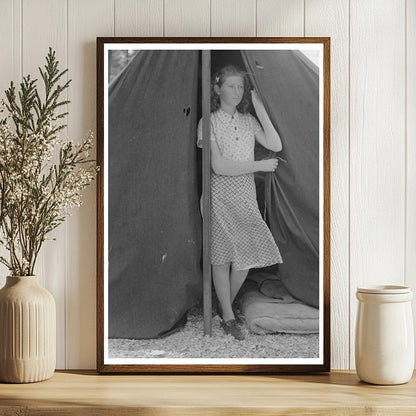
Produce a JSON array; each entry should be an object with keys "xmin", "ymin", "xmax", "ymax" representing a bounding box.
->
[{"xmin": 108, "ymin": 49, "xmax": 319, "ymax": 339}]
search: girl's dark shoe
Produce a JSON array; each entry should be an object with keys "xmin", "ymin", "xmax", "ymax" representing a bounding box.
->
[
  {"xmin": 217, "ymin": 305, "xmax": 245, "ymax": 325},
  {"xmin": 233, "ymin": 306, "xmax": 245, "ymax": 325},
  {"xmin": 220, "ymin": 319, "xmax": 245, "ymax": 341}
]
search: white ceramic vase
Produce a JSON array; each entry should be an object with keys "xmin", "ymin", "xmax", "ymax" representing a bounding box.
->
[
  {"xmin": 355, "ymin": 285, "xmax": 414, "ymax": 385},
  {"xmin": 0, "ymin": 276, "xmax": 56, "ymax": 383}
]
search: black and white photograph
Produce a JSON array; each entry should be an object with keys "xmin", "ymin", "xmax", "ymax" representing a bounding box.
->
[{"xmin": 97, "ymin": 38, "xmax": 330, "ymax": 373}]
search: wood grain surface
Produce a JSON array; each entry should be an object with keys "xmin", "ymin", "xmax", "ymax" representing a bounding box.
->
[
  {"xmin": 22, "ymin": 0, "xmax": 68, "ymax": 369},
  {"xmin": 115, "ymin": 0, "xmax": 163, "ymax": 37},
  {"xmin": 0, "ymin": 370, "xmax": 415, "ymax": 415},
  {"xmin": 349, "ymin": 0, "xmax": 406, "ymax": 369},
  {"xmin": 406, "ymin": 0, "xmax": 416, "ymax": 367},
  {"xmin": 257, "ymin": 0, "xmax": 304, "ymax": 37},
  {"xmin": 164, "ymin": 0, "xmax": 210, "ymax": 36},
  {"xmin": 67, "ymin": 0, "xmax": 113, "ymax": 370},
  {"xmin": 305, "ymin": 0, "xmax": 350, "ymax": 372},
  {"xmin": 211, "ymin": 0, "xmax": 256, "ymax": 37}
]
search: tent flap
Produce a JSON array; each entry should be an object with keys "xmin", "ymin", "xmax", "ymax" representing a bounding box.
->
[
  {"xmin": 242, "ymin": 50, "xmax": 320, "ymax": 307},
  {"xmin": 108, "ymin": 50, "xmax": 202, "ymax": 339}
]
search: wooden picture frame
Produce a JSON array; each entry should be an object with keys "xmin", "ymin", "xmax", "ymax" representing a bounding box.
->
[{"xmin": 97, "ymin": 37, "xmax": 330, "ymax": 373}]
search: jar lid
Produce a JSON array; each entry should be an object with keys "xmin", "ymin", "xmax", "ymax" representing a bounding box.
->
[{"xmin": 357, "ymin": 285, "xmax": 411, "ymax": 294}]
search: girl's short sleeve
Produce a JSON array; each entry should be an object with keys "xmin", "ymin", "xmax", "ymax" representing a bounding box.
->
[
  {"xmin": 197, "ymin": 117, "xmax": 216, "ymax": 148},
  {"xmin": 249, "ymin": 113, "xmax": 263, "ymax": 135}
]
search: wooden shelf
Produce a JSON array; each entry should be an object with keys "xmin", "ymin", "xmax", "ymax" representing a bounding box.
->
[{"xmin": 0, "ymin": 370, "xmax": 415, "ymax": 415}]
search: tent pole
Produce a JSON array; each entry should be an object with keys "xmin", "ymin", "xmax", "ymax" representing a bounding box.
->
[{"xmin": 202, "ymin": 50, "xmax": 212, "ymax": 336}]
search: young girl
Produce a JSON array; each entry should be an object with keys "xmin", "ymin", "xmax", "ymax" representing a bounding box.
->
[{"xmin": 197, "ymin": 65, "xmax": 283, "ymax": 340}]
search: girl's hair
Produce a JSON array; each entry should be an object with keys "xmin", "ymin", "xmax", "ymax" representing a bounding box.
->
[{"xmin": 211, "ymin": 65, "xmax": 252, "ymax": 113}]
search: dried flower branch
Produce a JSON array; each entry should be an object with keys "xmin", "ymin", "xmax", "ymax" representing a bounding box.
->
[{"xmin": 0, "ymin": 48, "xmax": 97, "ymax": 276}]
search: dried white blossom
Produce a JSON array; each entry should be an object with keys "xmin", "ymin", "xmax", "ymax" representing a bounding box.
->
[{"xmin": 0, "ymin": 53, "xmax": 98, "ymax": 276}]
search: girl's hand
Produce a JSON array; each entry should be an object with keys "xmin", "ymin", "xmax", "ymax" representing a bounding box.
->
[
  {"xmin": 258, "ymin": 158, "xmax": 278, "ymax": 172},
  {"xmin": 251, "ymin": 89, "xmax": 267, "ymax": 116}
]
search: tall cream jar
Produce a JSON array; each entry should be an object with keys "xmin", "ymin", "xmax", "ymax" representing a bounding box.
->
[{"xmin": 355, "ymin": 285, "xmax": 414, "ymax": 385}]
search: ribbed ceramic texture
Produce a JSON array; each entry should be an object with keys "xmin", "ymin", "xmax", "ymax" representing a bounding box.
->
[{"xmin": 0, "ymin": 276, "xmax": 56, "ymax": 383}]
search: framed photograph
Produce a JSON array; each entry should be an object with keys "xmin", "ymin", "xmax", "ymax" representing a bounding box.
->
[{"xmin": 97, "ymin": 37, "xmax": 330, "ymax": 373}]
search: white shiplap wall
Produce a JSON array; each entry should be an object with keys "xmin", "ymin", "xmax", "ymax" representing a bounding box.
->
[{"xmin": 0, "ymin": 0, "xmax": 414, "ymax": 370}]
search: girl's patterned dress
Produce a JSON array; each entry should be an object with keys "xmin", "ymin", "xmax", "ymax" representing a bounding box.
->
[{"xmin": 197, "ymin": 108, "xmax": 282, "ymax": 271}]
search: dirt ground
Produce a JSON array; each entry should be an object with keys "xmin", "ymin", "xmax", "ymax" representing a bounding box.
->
[{"xmin": 109, "ymin": 304, "xmax": 319, "ymax": 359}]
